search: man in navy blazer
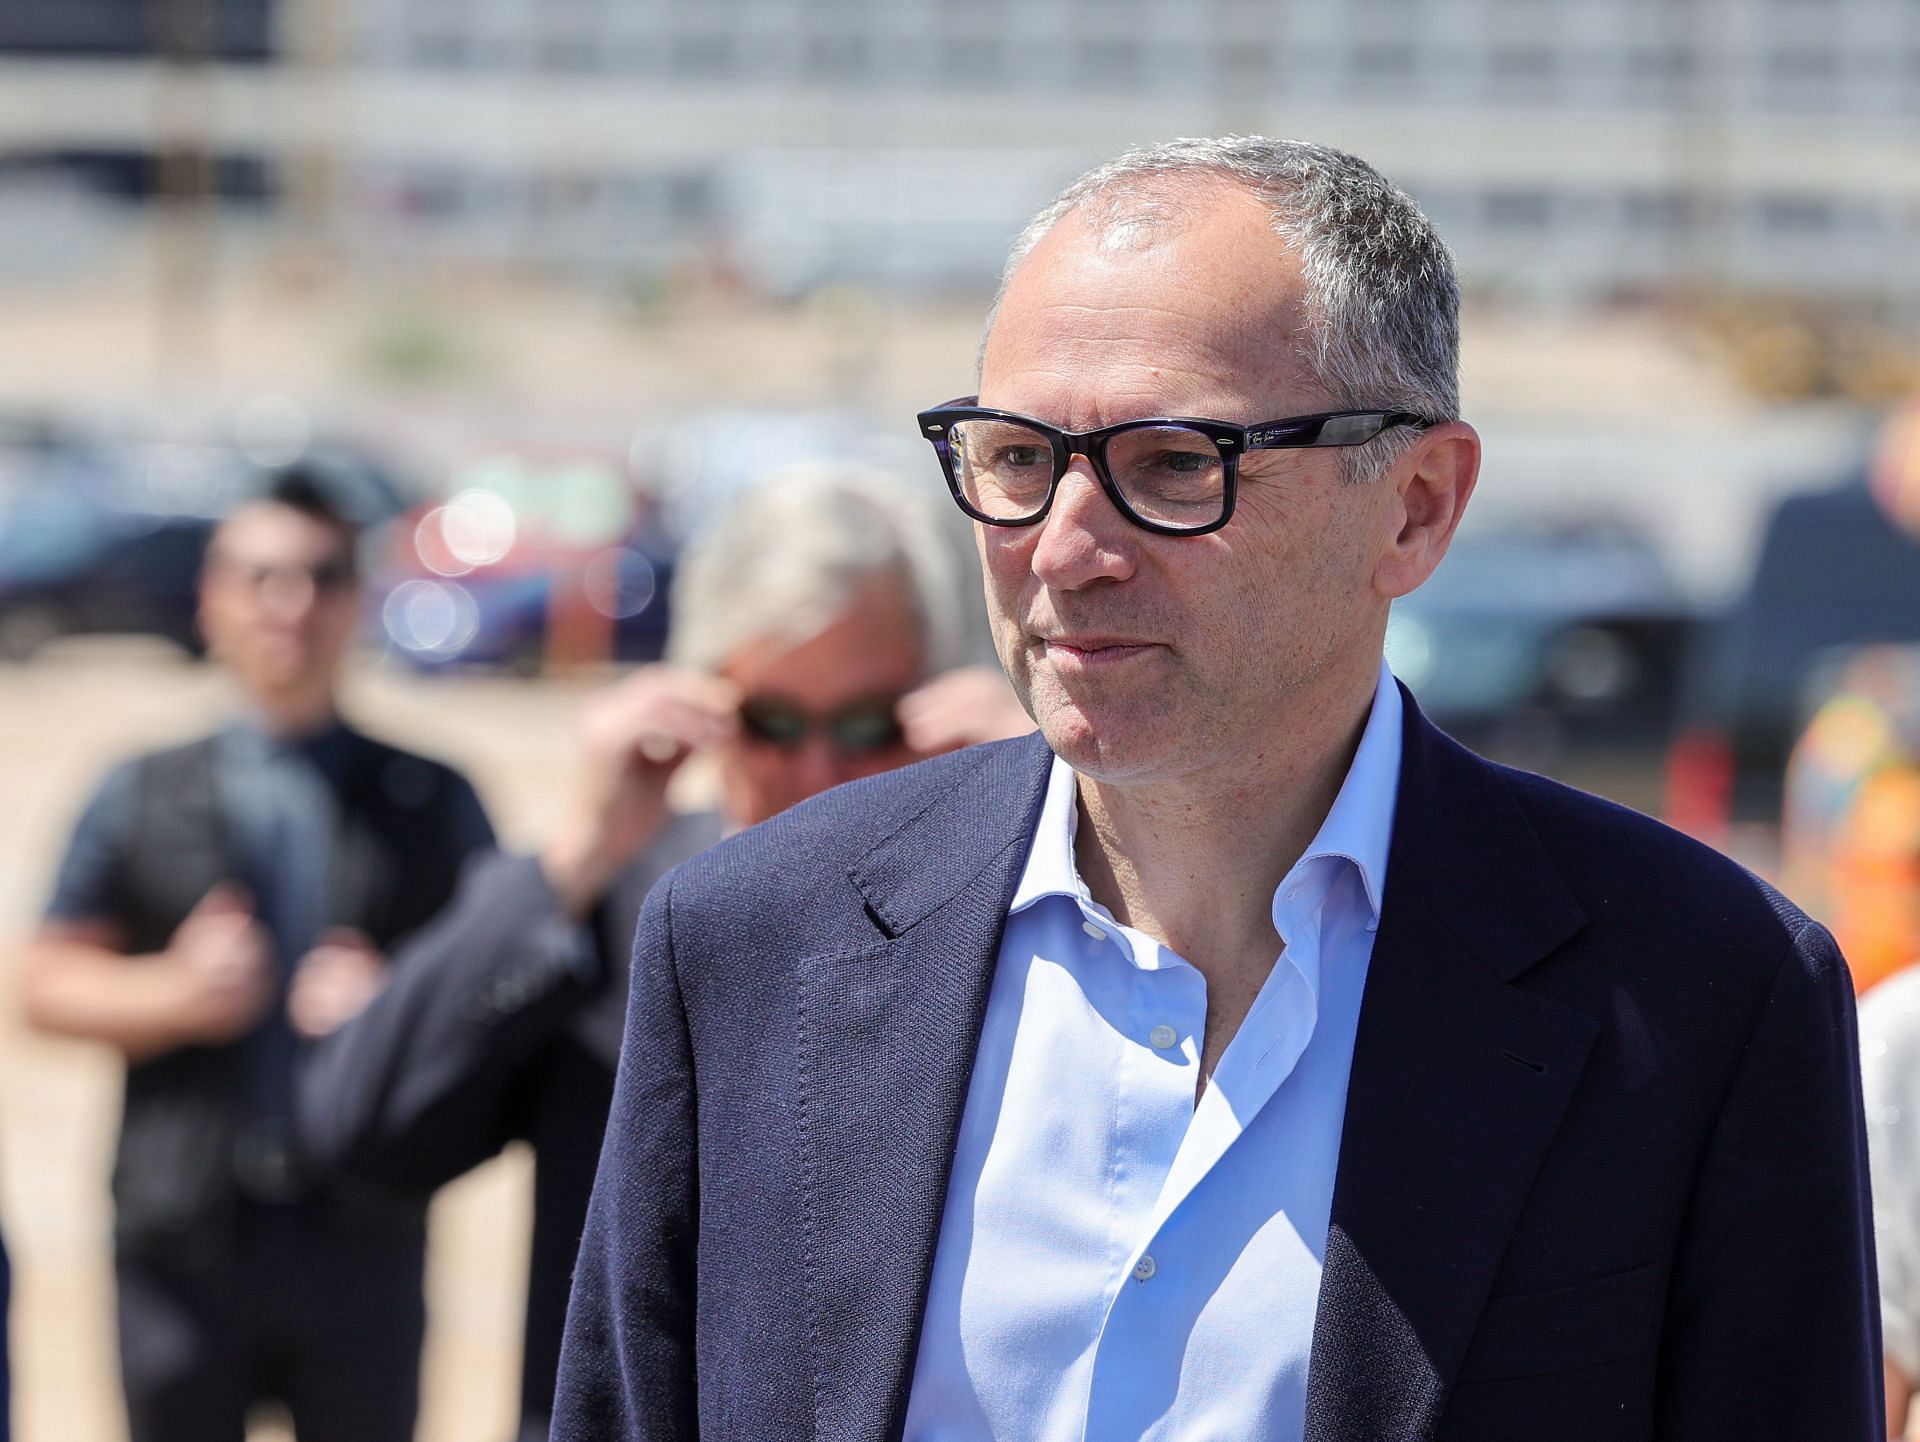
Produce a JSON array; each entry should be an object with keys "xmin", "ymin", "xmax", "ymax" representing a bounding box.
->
[{"xmin": 555, "ymin": 137, "xmax": 1880, "ymax": 1440}]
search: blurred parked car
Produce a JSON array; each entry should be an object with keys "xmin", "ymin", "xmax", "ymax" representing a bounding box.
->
[
  {"xmin": 376, "ymin": 544, "xmax": 674, "ymax": 676},
  {"xmin": 0, "ymin": 442, "xmax": 207, "ymax": 659},
  {"xmin": 371, "ymin": 458, "xmax": 674, "ymax": 675},
  {"xmin": 0, "ymin": 434, "xmax": 412, "ymax": 661},
  {"xmin": 1387, "ymin": 527, "xmax": 1698, "ymax": 809},
  {"xmin": 1666, "ymin": 475, "xmax": 1920, "ymax": 840}
]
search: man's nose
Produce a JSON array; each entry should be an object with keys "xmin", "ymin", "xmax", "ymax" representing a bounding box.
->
[
  {"xmin": 259, "ymin": 569, "xmax": 319, "ymax": 621},
  {"xmin": 793, "ymin": 733, "xmax": 844, "ymax": 798},
  {"xmin": 1028, "ymin": 459, "xmax": 1136, "ymax": 590}
]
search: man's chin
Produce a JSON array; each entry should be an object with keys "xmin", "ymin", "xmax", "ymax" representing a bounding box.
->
[
  {"xmin": 251, "ymin": 664, "xmax": 318, "ymax": 694},
  {"xmin": 235, "ymin": 654, "xmax": 334, "ymax": 712},
  {"xmin": 1032, "ymin": 701, "xmax": 1181, "ymax": 785}
]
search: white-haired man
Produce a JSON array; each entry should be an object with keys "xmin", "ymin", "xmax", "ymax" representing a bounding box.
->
[{"xmin": 555, "ymin": 139, "xmax": 1879, "ymax": 1441}]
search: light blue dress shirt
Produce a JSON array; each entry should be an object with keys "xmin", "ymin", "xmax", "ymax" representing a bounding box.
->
[{"xmin": 904, "ymin": 662, "xmax": 1404, "ymax": 1442}]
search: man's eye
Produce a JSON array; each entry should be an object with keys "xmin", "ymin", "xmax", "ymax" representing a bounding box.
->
[
  {"xmin": 1148, "ymin": 450, "xmax": 1215, "ymax": 475},
  {"xmin": 996, "ymin": 446, "xmax": 1048, "ymax": 469}
]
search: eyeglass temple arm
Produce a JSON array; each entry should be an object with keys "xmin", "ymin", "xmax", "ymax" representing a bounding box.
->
[{"xmin": 1244, "ymin": 411, "xmax": 1432, "ymax": 451}]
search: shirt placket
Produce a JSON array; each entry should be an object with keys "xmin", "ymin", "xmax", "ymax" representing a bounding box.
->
[
  {"xmin": 1062, "ymin": 909, "xmax": 1204, "ymax": 1433},
  {"xmin": 1074, "ymin": 920, "xmax": 1197, "ymax": 1267},
  {"xmin": 1082, "ymin": 911, "xmax": 1326, "ymax": 1440}
]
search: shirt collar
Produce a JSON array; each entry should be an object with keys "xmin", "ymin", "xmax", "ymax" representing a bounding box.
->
[
  {"xmin": 1286, "ymin": 656, "xmax": 1401, "ymax": 930},
  {"xmin": 221, "ymin": 710, "xmax": 358, "ymax": 775},
  {"xmin": 1009, "ymin": 658, "xmax": 1403, "ymax": 930},
  {"xmin": 1009, "ymin": 746, "xmax": 1093, "ymax": 914}
]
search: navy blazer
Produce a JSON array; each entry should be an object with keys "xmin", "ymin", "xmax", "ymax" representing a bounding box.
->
[{"xmin": 554, "ymin": 691, "xmax": 1881, "ymax": 1441}]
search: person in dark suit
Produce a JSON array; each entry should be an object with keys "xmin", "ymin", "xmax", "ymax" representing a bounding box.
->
[
  {"xmin": 294, "ymin": 470, "xmax": 1032, "ymax": 1442},
  {"xmin": 553, "ymin": 137, "xmax": 1881, "ymax": 1441},
  {"xmin": 18, "ymin": 471, "xmax": 494, "ymax": 1442}
]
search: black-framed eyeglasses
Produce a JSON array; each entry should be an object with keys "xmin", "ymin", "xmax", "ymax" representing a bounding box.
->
[
  {"xmin": 737, "ymin": 694, "xmax": 907, "ymax": 757},
  {"xmin": 916, "ymin": 397, "xmax": 1432, "ymax": 537}
]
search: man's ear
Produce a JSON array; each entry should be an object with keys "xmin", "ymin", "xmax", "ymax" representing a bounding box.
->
[{"xmin": 1373, "ymin": 421, "xmax": 1479, "ymax": 600}]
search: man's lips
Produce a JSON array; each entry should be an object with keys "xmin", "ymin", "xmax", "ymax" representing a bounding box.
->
[{"xmin": 1034, "ymin": 636, "xmax": 1161, "ymax": 666}]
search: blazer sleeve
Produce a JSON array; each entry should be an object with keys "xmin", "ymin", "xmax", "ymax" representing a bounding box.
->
[
  {"xmin": 552, "ymin": 868, "xmax": 698, "ymax": 1442},
  {"xmin": 295, "ymin": 850, "xmax": 603, "ymax": 1193},
  {"xmin": 1654, "ymin": 919, "xmax": 1884, "ymax": 1440}
]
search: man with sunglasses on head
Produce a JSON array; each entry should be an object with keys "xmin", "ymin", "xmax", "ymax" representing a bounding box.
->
[
  {"xmin": 556, "ymin": 137, "xmax": 1879, "ymax": 1442},
  {"xmin": 19, "ymin": 468, "xmax": 495, "ymax": 1442},
  {"xmin": 294, "ymin": 468, "xmax": 1029, "ymax": 1442}
]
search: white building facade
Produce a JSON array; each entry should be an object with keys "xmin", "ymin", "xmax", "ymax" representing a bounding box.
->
[{"xmin": 2, "ymin": 0, "xmax": 1917, "ymax": 307}]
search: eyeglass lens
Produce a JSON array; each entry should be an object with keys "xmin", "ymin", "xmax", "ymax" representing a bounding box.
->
[
  {"xmin": 948, "ymin": 418, "xmax": 1227, "ymax": 528},
  {"xmin": 737, "ymin": 698, "xmax": 905, "ymax": 755}
]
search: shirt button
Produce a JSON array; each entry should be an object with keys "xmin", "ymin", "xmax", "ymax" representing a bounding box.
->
[
  {"xmin": 1133, "ymin": 1255, "xmax": 1157, "ymax": 1282},
  {"xmin": 1081, "ymin": 920, "xmax": 1105, "ymax": 941},
  {"xmin": 1149, "ymin": 1024, "xmax": 1177, "ymax": 1050}
]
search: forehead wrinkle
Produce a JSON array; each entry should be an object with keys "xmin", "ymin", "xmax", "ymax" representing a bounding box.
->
[
  {"xmin": 985, "ymin": 320, "xmax": 1318, "ymax": 428},
  {"xmin": 989, "ymin": 274, "xmax": 1308, "ymax": 376},
  {"xmin": 988, "ymin": 282, "xmax": 1300, "ymax": 359},
  {"xmin": 988, "ymin": 363, "xmax": 1258, "ymax": 431}
]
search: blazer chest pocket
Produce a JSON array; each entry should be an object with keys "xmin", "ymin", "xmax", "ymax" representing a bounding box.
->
[{"xmin": 1456, "ymin": 1261, "xmax": 1659, "ymax": 1383}]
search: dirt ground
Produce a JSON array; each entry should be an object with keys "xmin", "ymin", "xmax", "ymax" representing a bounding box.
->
[{"xmin": 0, "ymin": 640, "xmax": 652, "ymax": 1442}]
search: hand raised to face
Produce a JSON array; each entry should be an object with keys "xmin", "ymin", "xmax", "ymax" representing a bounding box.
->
[
  {"xmin": 895, "ymin": 665, "xmax": 1036, "ymax": 757},
  {"xmin": 540, "ymin": 665, "xmax": 743, "ymax": 917}
]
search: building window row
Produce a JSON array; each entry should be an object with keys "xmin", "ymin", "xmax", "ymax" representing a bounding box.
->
[{"xmin": 359, "ymin": 14, "xmax": 1920, "ymax": 113}]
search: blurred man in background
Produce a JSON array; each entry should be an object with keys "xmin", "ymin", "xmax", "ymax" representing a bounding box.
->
[
  {"xmin": 16, "ymin": 470, "xmax": 494, "ymax": 1442},
  {"xmin": 295, "ymin": 469, "xmax": 1030, "ymax": 1442}
]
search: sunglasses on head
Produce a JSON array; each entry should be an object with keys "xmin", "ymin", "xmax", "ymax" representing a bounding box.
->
[{"xmin": 736, "ymin": 695, "xmax": 906, "ymax": 757}]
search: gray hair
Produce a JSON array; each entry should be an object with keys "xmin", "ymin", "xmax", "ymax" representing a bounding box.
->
[
  {"xmin": 667, "ymin": 466, "xmax": 967, "ymax": 676},
  {"xmin": 986, "ymin": 136, "xmax": 1460, "ymax": 482}
]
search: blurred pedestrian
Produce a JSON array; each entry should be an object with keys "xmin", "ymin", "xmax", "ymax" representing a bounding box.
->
[
  {"xmin": 1784, "ymin": 645, "xmax": 1920, "ymax": 994},
  {"xmin": 295, "ymin": 468, "xmax": 1030, "ymax": 1442},
  {"xmin": 16, "ymin": 469, "xmax": 495, "ymax": 1442},
  {"xmin": 555, "ymin": 136, "xmax": 1878, "ymax": 1442}
]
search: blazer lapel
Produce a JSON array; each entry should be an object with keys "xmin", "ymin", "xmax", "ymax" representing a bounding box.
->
[
  {"xmin": 1307, "ymin": 694, "xmax": 1599, "ymax": 1442},
  {"xmin": 798, "ymin": 734, "xmax": 1053, "ymax": 1442}
]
